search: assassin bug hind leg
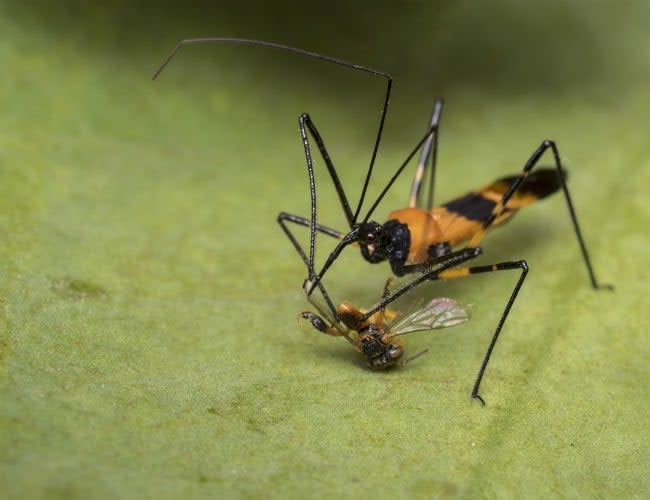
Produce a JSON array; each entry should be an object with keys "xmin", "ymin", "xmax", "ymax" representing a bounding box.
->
[
  {"xmin": 359, "ymin": 249, "xmax": 528, "ymax": 405},
  {"xmin": 469, "ymin": 139, "xmax": 613, "ymax": 291}
]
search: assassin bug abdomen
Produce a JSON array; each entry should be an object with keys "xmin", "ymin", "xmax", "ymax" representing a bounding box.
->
[{"xmin": 370, "ymin": 167, "xmax": 566, "ymax": 271}]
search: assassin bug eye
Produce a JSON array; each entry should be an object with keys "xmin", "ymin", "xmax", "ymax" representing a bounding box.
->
[{"xmin": 358, "ymin": 222, "xmax": 382, "ymax": 244}]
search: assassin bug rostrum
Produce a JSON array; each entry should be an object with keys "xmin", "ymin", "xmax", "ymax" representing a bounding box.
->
[
  {"xmin": 301, "ymin": 277, "xmax": 471, "ymax": 370},
  {"xmin": 153, "ymin": 38, "xmax": 613, "ymax": 404}
]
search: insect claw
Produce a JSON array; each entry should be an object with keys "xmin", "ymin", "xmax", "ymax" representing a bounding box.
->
[{"xmin": 471, "ymin": 393, "xmax": 486, "ymax": 406}]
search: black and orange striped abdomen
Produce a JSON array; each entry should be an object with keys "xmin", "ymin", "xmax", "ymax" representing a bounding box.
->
[{"xmin": 387, "ymin": 168, "xmax": 565, "ymax": 264}]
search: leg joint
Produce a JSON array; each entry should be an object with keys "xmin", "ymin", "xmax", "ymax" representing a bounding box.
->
[{"xmin": 493, "ymin": 260, "xmax": 528, "ymax": 272}]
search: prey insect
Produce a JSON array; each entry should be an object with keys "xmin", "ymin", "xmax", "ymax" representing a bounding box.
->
[
  {"xmin": 153, "ymin": 38, "xmax": 613, "ymax": 404},
  {"xmin": 301, "ymin": 278, "xmax": 471, "ymax": 370}
]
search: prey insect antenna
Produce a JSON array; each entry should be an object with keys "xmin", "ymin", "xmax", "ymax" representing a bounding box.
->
[{"xmin": 400, "ymin": 349, "xmax": 429, "ymax": 366}]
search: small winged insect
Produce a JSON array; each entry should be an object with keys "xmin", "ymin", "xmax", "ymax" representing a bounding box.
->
[
  {"xmin": 153, "ymin": 38, "xmax": 613, "ymax": 403},
  {"xmin": 301, "ymin": 279, "xmax": 471, "ymax": 370}
]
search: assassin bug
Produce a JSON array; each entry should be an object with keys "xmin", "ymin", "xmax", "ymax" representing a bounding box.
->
[
  {"xmin": 301, "ymin": 278, "xmax": 471, "ymax": 370},
  {"xmin": 153, "ymin": 38, "xmax": 613, "ymax": 404}
]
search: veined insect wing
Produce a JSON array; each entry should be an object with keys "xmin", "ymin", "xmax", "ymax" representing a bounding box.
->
[{"xmin": 390, "ymin": 297, "xmax": 471, "ymax": 336}]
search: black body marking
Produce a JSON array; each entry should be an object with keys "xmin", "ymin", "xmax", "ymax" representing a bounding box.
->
[
  {"xmin": 442, "ymin": 193, "xmax": 497, "ymax": 222},
  {"xmin": 380, "ymin": 219, "xmax": 411, "ymax": 274},
  {"xmin": 428, "ymin": 242, "xmax": 452, "ymax": 259},
  {"xmin": 497, "ymin": 167, "xmax": 567, "ymax": 200}
]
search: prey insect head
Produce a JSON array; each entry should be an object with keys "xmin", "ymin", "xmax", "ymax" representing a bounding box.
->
[{"xmin": 360, "ymin": 325, "xmax": 404, "ymax": 370}]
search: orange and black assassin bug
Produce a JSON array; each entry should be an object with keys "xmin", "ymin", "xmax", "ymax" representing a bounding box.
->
[{"xmin": 153, "ymin": 38, "xmax": 613, "ymax": 404}]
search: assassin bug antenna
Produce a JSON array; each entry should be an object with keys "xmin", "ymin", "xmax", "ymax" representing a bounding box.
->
[{"xmin": 152, "ymin": 37, "xmax": 393, "ymax": 226}]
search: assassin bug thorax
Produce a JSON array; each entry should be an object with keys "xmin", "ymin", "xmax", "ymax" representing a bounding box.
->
[{"xmin": 153, "ymin": 38, "xmax": 613, "ymax": 404}]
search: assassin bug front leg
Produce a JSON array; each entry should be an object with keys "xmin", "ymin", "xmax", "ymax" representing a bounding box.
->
[{"xmin": 153, "ymin": 38, "xmax": 613, "ymax": 403}]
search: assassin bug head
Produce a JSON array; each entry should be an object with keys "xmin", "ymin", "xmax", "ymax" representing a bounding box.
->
[{"xmin": 356, "ymin": 221, "xmax": 383, "ymax": 245}]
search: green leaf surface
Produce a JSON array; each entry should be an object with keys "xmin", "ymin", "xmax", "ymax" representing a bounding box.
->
[{"xmin": 1, "ymin": 2, "xmax": 648, "ymax": 498}]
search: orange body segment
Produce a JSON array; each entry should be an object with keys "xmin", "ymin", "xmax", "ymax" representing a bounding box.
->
[{"xmin": 387, "ymin": 208, "xmax": 443, "ymax": 264}]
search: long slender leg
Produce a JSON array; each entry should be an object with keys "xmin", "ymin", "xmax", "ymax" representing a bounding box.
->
[
  {"xmin": 468, "ymin": 139, "xmax": 611, "ymax": 290},
  {"xmin": 437, "ymin": 260, "xmax": 529, "ymax": 405},
  {"xmin": 307, "ymin": 120, "xmax": 443, "ymax": 294},
  {"xmin": 278, "ymin": 212, "xmax": 346, "ymax": 241},
  {"xmin": 361, "ymin": 122, "xmax": 439, "ymax": 223},
  {"xmin": 361, "ymin": 247, "xmax": 484, "ymax": 319},
  {"xmin": 360, "ymin": 247, "xmax": 528, "ymax": 404},
  {"xmin": 299, "ymin": 113, "xmax": 356, "ymax": 228},
  {"xmin": 277, "ymin": 212, "xmax": 341, "ymax": 321},
  {"xmin": 408, "ymin": 99, "xmax": 444, "ymax": 209},
  {"xmin": 297, "ymin": 114, "xmax": 372, "ymax": 301}
]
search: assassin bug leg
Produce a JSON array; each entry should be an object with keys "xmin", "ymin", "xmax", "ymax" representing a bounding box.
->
[
  {"xmin": 359, "ymin": 251, "xmax": 528, "ymax": 404},
  {"xmin": 468, "ymin": 139, "xmax": 613, "ymax": 291},
  {"xmin": 306, "ymin": 121, "xmax": 440, "ymax": 292},
  {"xmin": 409, "ymin": 98, "xmax": 444, "ymax": 210},
  {"xmin": 276, "ymin": 211, "xmax": 340, "ymax": 322}
]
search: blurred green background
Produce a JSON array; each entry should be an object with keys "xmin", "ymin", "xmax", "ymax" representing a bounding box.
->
[{"xmin": 1, "ymin": 1, "xmax": 649, "ymax": 498}]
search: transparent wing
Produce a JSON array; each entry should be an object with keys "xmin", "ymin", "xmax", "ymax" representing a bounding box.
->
[{"xmin": 390, "ymin": 297, "xmax": 471, "ymax": 336}]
